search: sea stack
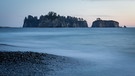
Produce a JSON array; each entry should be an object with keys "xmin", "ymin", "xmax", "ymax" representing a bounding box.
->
[
  {"xmin": 91, "ymin": 18, "xmax": 119, "ymax": 28},
  {"xmin": 23, "ymin": 12, "xmax": 88, "ymax": 28},
  {"xmin": 124, "ymin": 26, "xmax": 127, "ymax": 28}
]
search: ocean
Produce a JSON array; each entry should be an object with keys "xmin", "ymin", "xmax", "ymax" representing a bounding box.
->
[{"xmin": 0, "ymin": 28, "xmax": 135, "ymax": 76}]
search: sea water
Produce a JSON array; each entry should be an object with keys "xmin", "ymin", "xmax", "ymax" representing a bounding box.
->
[{"xmin": 0, "ymin": 28, "xmax": 135, "ymax": 76}]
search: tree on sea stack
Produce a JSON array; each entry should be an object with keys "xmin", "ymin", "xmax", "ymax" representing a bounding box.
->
[{"xmin": 23, "ymin": 11, "xmax": 88, "ymax": 28}]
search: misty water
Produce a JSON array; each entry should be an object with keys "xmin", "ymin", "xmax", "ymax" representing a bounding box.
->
[{"xmin": 0, "ymin": 28, "xmax": 135, "ymax": 76}]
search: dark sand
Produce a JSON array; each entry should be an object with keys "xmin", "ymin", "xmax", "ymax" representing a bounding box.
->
[{"xmin": 0, "ymin": 51, "xmax": 78, "ymax": 76}]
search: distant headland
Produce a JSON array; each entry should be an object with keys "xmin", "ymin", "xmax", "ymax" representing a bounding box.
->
[
  {"xmin": 91, "ymin": 18, "xmax": 119, "ymax": 28},
  {"xmin": 23, "ymin": 12, "xmax": 88, "ymax": 28}
]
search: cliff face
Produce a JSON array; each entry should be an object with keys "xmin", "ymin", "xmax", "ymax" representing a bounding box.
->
[
  {"xmin": 91, "ymin": 18, "xmax": 119, "ymax": 27},
  {"xmin": 23, "ymin": 12, "xmax": 88, "ymax": 28}
]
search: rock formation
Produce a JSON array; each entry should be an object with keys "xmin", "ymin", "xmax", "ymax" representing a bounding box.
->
[
  {"xmin": 91, "ymin": 18, "xmax": 119, "ymax": 28},
  {"xmin": 124, "ymin": 25, "xmax": 127, "ymax": 28},
  {"xmin": 23, "ymin": 12, "xmax": 88, "ymax": 28}
]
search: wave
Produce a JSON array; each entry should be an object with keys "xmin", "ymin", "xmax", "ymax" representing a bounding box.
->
[{"xmin": 0, "ymin": 43, "xmax": 18, "ymax": 47}]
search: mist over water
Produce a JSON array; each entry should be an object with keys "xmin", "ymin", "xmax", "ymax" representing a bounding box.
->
[{"xmin": 0, "ymin": 28, "xmax": 135, "ymax": 76}]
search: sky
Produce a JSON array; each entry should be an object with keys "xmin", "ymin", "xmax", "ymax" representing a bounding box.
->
[{"xmin": 0, "ymin": 0, "xmax": 135, "ymax": 27}]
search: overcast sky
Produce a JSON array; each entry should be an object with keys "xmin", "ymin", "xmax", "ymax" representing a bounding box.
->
[{"xmin": 0, "ymin": 0, "xmax": 135, "ymax": 27}]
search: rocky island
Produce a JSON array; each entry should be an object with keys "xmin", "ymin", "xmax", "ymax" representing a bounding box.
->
[
  {"xmin": 23, "ymin": 12, "xmax": 88, "ymax": 28},
  {"xmin": 91, "ymin": 18, "xmax": 119, "ymax": 28}
]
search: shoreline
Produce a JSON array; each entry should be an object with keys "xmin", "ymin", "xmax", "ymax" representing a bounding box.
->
[{"xmin": 0, "ymin": 51, "xmax": 78, "ymax": 76}]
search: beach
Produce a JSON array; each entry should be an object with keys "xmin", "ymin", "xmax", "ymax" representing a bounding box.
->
[{"xmin": 0, "ymin": 51, "xmax": 79, "ymax": 76}]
